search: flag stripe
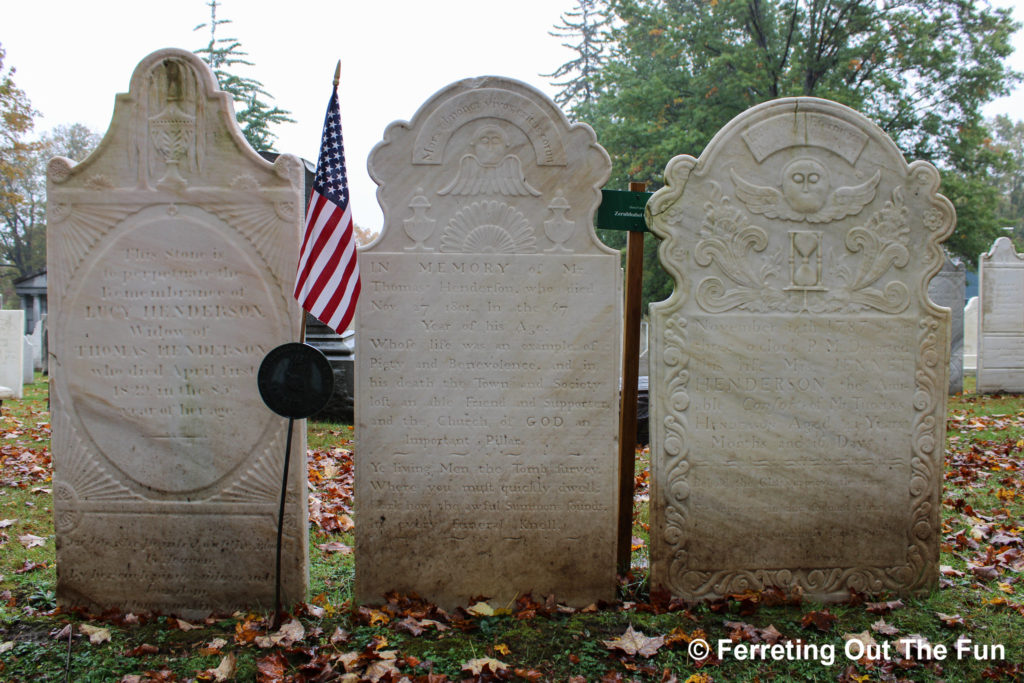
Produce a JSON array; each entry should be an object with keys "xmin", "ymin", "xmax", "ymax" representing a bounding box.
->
[
  {"xmin": 295, "ymin": 197, "xmax": 348, "ymax": 299},
  {"xmin": 293, "ymin": 85, "xmax": 360, "ymax": 334}
]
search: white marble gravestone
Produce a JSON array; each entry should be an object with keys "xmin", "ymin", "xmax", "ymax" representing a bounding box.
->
[
  {"xmin": 964, "ymin": 297, "xmax": 978, "ymax": 373},
  {"xmin": 357, "ymin": 76, "xmax": 620, "ymax": 608},
  {"xmin": 977, "ymin": 237, "xmax": 1024, "ymax": 393},
  {"xmin": 46, "ymin": 49, "xmax": 306, "ymax": 616},
  {"xmin": 0, "ymin": 311, "xmax": 25, "ymax": 398},
  {"xmin": 928, "ymin": 258, "xmax": 965, "ymax": 394},
  {"xmin": 646, "ymin": 97, "xmax": 954, "ymax": 601}
]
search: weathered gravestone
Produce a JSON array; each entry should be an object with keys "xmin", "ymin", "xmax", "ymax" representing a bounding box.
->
[
  {"xmin": 0, "ymin": 310, "xmax": 25, "ymax": 398},
  {"xmin": 964, "ymin": 296, "xmax": 978, "ymax": 373},
  {"xmin": 928, "ymin": 258, "xmax": 965, "ymax": 394},
  {"xmin": 646, "ymin": 97, "xmax": 955, "ymax": 601},
  {"xmin": 977, "ymin": 237, "xmax": 1024, "ymax": 393},
  {"xmin": 357, "ymin": 76, "xmax": 620, "ymax": 608},
  {"xmin": 47, "ymin": 49, "xmax": 306, "ymax": 616}
]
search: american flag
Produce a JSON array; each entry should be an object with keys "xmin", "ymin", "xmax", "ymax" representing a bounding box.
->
[{"xmin": 294, "ymin": 82, "xmax": 360, "ymax": 334}]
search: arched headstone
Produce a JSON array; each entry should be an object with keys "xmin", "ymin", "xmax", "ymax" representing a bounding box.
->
[{"xmin": 647, "ymin": 97, "xmax": 955, "ymax": 601}]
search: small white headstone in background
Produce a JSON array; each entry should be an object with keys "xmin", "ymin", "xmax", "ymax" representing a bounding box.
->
[
  {"xmin": 964, "ymin": 297, "xmax": 978, "ymax": 373},
  {"xmin": 22, "ymin": 337, "xmax": 34, "ymax": 384},
  {"xmin": 927, "ymin": 257, "xmax": 965, "ymax": 394},
  {"xmin": 0, "ymin": 311, "xmax": 25, "ymax": 398},
  {"xmin": 977, "ymin": 237, "xmax": 1024, "ymax": 393}
]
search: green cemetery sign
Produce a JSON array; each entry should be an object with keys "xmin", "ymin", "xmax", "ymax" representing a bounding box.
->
[{"xmin": 596, "ymin": 189, "xmax": 652, "ymax": 232}]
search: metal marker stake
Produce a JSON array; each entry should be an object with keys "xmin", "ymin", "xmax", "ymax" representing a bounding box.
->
[{"xmin": 273, "ymin": 416, "xmax": 295, "ymax": 626}]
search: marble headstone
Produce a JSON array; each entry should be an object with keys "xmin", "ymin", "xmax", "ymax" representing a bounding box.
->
[
  {"xmin": 357, "ymin": 76, "xmax": 620, "ymax": 608},
  {"xmin": 963, "ymin": 297, "xmax": 978, "ymax": 373},
  {"xmin": 646, "ymin": 97, "xmax": 955, "ymax": 601},
  {"xmin": 22, "ymin": 337, "xmax": 34, "ymax": 384},
  {"xmin": 928, "ymin": 258, "xmax": 965, "ymax": 393},
  {"xmin": 977, "ymin": 237, "xmax": 1024, "ymax": 393},
  {"xmin": 0, "ymin": 311, "xmax": 25, "ymax": 398},
  {"xmin": 28, "ymin": 319, "xmax": 43, "ymax": 370},
  {"xmin": 46, "ymin": 49, "xmax": 306, "ymax": 616}
]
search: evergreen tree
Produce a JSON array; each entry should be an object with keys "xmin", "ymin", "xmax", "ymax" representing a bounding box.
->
[
  {"xmin": 194, "ymin": 0, "xmax": 294, "ymax": 151},
  {"xmin": 544, "ymin": 0, "xmax": 612, "ymax": 111}
]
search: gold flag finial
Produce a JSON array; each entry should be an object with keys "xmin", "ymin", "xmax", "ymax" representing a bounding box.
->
[{"xmin": 333, "ymin": 60, "xmax": 341, "ymax": 88}]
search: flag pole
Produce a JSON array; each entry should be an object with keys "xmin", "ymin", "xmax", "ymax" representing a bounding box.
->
[{"xmin": 297, "ymin": 60, "xmax": 342, "ymax": 346}]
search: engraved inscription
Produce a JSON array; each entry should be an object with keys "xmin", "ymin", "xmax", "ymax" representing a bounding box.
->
[
  {"xmin": 63, "ymin": 207, "xmax": 283, "ymax": 494},
  {"xmin": 357, "ymin": 253, "xmax": 618, "ymax": 604}
]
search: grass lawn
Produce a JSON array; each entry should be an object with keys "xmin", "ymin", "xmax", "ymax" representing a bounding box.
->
[{"xmin": 0, "ymin": 373, "xmax": 1021, "ymax": 681}]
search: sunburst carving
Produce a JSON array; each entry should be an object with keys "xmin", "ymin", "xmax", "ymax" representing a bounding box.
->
[
  {"xmin": 205, "ymin": 202, "xmax": 289, "ymax": 283},
  {"xmin": 49, "ymin": 204, "xmax": 138, "ymax": 291},
  {"xmin": 440, "ymin": 200, "xmax": 536, "ymax": 253}
]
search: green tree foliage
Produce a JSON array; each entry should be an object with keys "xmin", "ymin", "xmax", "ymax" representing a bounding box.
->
[
  {"xmin": 193, "ymin": 0, "xmax": 294, "ymax": 151},
  {"xmin": 0, "ymin": 43, "xmax": 42, "ymax": 293},
  {"xmin": 0, "ymin": 123, "xmax": 100, "ymax": 305},
  {"xmin": 549, "ymin": 0, "xmax": 1022, "ymax": 301},
  {"xmin": 545, "ymin": 0, "xmax": 613, "ymax": 110},
  {"xmin": 990, "ymin": 114, "xmax": 1024, "ymax": 241}
]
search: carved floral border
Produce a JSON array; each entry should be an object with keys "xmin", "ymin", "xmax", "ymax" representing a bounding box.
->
[{"xmin": 648, "ymin": 137, "xmax": 953, "ymax": 600}]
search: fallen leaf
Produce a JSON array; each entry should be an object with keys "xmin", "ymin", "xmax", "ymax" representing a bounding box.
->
[
  {"xmin": 0, "ymin": 519, "xmax": 16, "ymax": 528},
  {"xmin": 871, "ymin": 618, "xmax": 899, "ymax": 637},
  {"xmin": 759, "ymin": 624, "xmax": 784, "ymax": 644},
  {"xmin": 17, "ymin": 533, "xmax": 45, "ymax": 549},
  {"xmin": 495, "ymin": 643, "xmax": 511, "ymax": 656},
  {"xmin": 256, "ymin": 651, "xmax": 287, "ymax": 682},
  {"xmin": 603, "ymin": 625, "xmax": 666, "ymax": 658},
  {"xmin": 800, "ymin": 609, "xmax": 838, "ymax": 631},
  {"xmin": 317, "ymin": 541, "xmax": 352, "ymax": 554},
  {"xmin": 125, "ymin": 643, "xmax": 159, "ymax": 656},
  {"xmin": 14, "ymin": 557, "xmax": 46, "ymax": 573},
  {"xmin": 865, "ymin": 599, "xmax": 904, "ymax": 614},
  {"xmin": 329, "ymin": 626, "xmax": 350, "ymax": 645},
  {"xmin": 940, "ymin": 565, "xmax": 965, "ymax": 577},
  {"xmin": 395, "ymin": 616, "xmax": 424, "ymax": 636},
  {"xmin": 0, "ymin": 641, "xmax": 14, "ymax": 654},
  {"xmin": 843, "ymin": 631, "xmax": 879, "ymax": 661},
  {"xmin": 971, "ymin": 564, "xmax": 1000, "ymax": 581},
  {"xmin": 176, "ymin": 618, "xmax": 201, "ymax": 631},
  {"xmin": 207, "ymin": 652, "xmax": 236, "ymax": 682},
  {"xmin": 936, "ymin": 612, "xmax": 964, "ymax": 627},
  {"xmin": 467, "ymin": 601, "xmax": 495, "ymax": 617},
  {"xmin": 79, "ymin": 623, "xmax": 111, "ymax": 645},
  {"xmin": 365, "ymin": 659, "xmax": 401, "ymax": 682},
  {"xmin": 895, "ymin": 634, "xmax": 931, "ymax": 659},
  {"xmin": 462, "ymin": 657, "xmax": 509, "ymax": 675},
  {"xmin": 198, "ymin": 637, "xmax": 228, "ymax": 656},
  {"xmin": 256, "ymin": 618, "xmax": 305, "ymax": 648}
]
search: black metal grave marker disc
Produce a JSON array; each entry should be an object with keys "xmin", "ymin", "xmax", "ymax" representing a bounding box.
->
[{"xmin": 257, "ymin": 342, "xmax": 334, "ymax": 419}]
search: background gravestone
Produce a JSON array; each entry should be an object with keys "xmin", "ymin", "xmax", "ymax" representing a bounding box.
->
[
  {"xmin": 964, "ymin": 296, "xmax": 978, "ymax": 374},
  {"xmin": 977, "ymin": 237, "xmax": 1024, "ymax": 393},
  {"xmin": 357, "ymin": 76, "xmax": 620, "ymax": 608},
  {"xmin": 646, "ymin": 97, "xmax": 955, "ymax": 601},
  {"xmin": 47, "ymin": 49, "xmax": 306, "ymax": 616},
  {"xmin": 0, "ymin": 311, "xmax": 25, "ymax": 398},
  {"xmin": 928, "ymin": 257, "xmax": 966, "ymax": 394}
]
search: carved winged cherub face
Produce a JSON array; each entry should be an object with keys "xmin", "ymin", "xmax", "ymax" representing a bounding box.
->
[
  {"xmin": 473, "ymin": 125, "xmax": 509, "ymax": 167},
  {"xmin": 781, "ymin": 158, "xmax": 830, "ymax": 213}
]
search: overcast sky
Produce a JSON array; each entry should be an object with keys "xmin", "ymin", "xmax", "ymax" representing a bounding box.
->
[{"xmin": 4, "ymin": 0, "xmax": 1023, "ymax": 233}]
